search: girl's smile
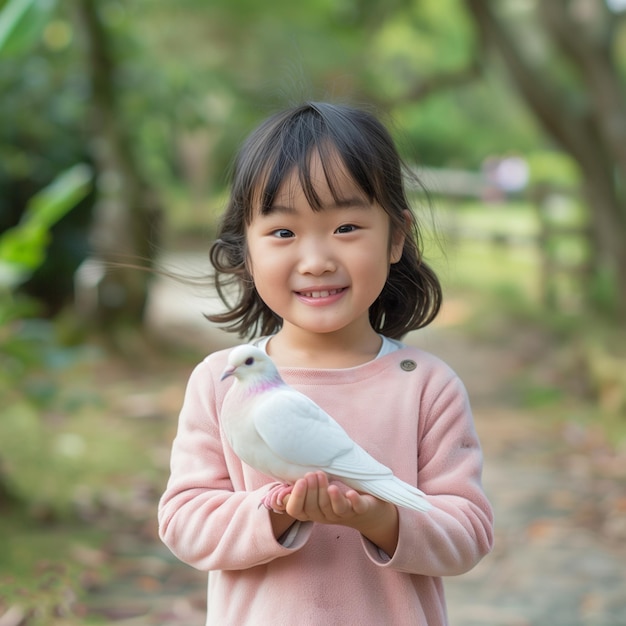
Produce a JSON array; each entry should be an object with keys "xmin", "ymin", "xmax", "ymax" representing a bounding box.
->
[{"xmin": 294, "ymin": 286, "xmax": 347, "ymax": 304}]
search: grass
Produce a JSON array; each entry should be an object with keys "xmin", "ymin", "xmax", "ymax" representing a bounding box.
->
[
  {"xmin": 0, "ymin": 344, "xmax": 195, "ymax": 622},
  {"xmin": 0, "ymin": 510, "xmax": 110, "ymax": 622},
  {"xmin": 1, "ymin": 361, "xmax": 177, "ymax": 516},
  {"xmin": 438, "ymin": 238, "xmax": 541, "ymax": 297}
]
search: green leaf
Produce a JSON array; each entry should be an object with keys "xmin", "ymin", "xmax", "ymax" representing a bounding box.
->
[
  {"xmin": 0, "ymin": 224, "xmax": 48, "ymax": 268},
  {"xmin": 0, "ymin": 164, "xmax": 92, "ymax": 288},
  {"xmin": 21, "ymin": 164, "xmax": 92, "ymax": 231},
  {"xmin": 0, "ymin": 0, "xmax": 57, "ymax": 56}
]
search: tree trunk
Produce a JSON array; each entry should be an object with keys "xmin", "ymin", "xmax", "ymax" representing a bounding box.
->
[
  {"xmin": 73, "ymin": 0, "xmax": 161, "ymax": 328},
  {"xmin": 0, "ymin": 460, "xmax": 21, "ymax": 511},
  {"xmin": 464, "ymin": 0, "xmax": 626, "ymax": 317}
]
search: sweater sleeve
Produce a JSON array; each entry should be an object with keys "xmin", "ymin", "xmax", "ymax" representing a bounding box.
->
[
  {"xmin": 158, "ymin": 359, "xmax": 313, "ymax": 571},
  {"xmin": 363, "ymin": 368, "xmax": 494, "ymax": 576}
]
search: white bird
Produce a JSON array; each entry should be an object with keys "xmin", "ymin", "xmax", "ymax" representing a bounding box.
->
[{"xmin": 220, "ymin": 344, "xmax": 432, "ymax": 513}]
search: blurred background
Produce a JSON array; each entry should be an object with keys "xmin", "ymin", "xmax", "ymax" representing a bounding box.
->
[{"xmin": 1, "ymin": 1, "xmax": 625, "ymax": 624}]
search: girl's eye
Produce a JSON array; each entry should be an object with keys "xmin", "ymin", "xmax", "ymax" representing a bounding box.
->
[
  {"xmin": 336, "ymin": 224, "xmax": 358, "ymax": 234},
  {"xmin": 271, "ymin": 228, "xmax": 294, "ymax": 238}
]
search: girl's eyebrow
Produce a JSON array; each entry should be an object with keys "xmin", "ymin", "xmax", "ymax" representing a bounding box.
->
[
  {"xmin": 268, "ymin": 197, "xmax": 371, "ymax": 214},
  {"xmin": 334, "ymin": 197, "xmax": 371, "ymax": 209},
  {"xmin": 264, "ymin": 204, "xmax": 297, "ymax": 215}
]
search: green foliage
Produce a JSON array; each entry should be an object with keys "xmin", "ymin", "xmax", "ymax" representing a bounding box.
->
[
  {"xmin": 588, "ymin": 265, "xmax": 619, "ymax": 316},
  {"xmin": 133, "ymin": 0, "xmax": 548, "ymax": 186},
  {"xmin": 368, "ymin": 0, "xmax": 474, "ymax": 97},
  {"xmin": 0, "ymin": 0, "xmax": 56, "ymax": 56},
  {"xmin": 396, "ymin": 85, "xmax": 542, "ymax": 167},
  {"xmin": 526, "ymin": 150, "xmax": 580, "ymax": 187},
  {"xmin": 0, "ymin": 0, "xmax": 93, "ymax": 312},
  {"xmin": 1, "ymin": 165, "xmax": 92, "ymax": 422},
  {"xmin": 0, "ymin": 164, "xmax": 91, "ymax": 288},
  {"xmin": 0, "ymin": 165, "xmax": 92, "ymax": 287}
]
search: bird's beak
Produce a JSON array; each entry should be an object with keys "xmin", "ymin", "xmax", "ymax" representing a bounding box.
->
[{"xmin": 220, "ymin": 365, "xmax": 236, "ymax": 381}]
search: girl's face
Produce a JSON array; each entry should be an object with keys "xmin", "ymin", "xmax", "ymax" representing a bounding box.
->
[{"xmin": 245, "ymin": 150, "xmax": 404, "ymax": 346}]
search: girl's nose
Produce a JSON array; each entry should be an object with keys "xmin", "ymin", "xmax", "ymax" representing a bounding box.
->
[{"xmin": 297, "ymin": 239, "xmax": 337, "ymax": 276}]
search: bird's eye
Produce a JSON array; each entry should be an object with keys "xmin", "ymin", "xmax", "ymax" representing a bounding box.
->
[{"xmin": 245, "ymin": 357, "xmax": 254, "ymax": 366}]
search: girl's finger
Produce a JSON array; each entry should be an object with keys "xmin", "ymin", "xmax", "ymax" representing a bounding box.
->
[
  {"xmin": 301, "ymin": 472, "xmax": 321, "ymax": 513},
  {"xmin": 327, "ymin": 483, "xmax": 352, "ymax": 516},
  {"xmin": 315, "ymin": 472, "xmax": 334, "ymax": 515},
  {"xmin": 344, "ymin": 490, "xmax": 369, "ymax": 515},
  {"xmin": 287, "ymin": 477, "xmax": 309, "ymax": 517}
]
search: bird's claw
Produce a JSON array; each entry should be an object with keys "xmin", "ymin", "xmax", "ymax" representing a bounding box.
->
[{"xmin": 262, "ymin": 483, "xmax": 294, "ymax": 513}]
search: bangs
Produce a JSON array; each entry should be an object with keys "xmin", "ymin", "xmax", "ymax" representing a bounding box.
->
[{"xmin": 236, "ymin": 103, "xmax": 391, "ymax": 223}]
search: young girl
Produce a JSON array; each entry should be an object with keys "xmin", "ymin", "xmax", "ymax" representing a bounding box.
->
[{"xmin": 158, "ymin": 102, "xmax": 494, "ymax": 625}]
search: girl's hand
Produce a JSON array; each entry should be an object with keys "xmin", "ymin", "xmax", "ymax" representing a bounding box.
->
[{"xmin": 282, "ymin": 471, "xmax": 399, "ymax": 556}]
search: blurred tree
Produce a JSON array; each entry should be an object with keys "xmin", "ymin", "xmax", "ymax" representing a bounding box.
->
[
  {"xmin": 136, "ymin": 0, "xmax": 540, "ymax": 173},
  {"xmin": 359, "ymin": 0, "xmax": 542, "ymax": 166},
  {"xmin": 0, "ymin": 0, "xmax": 92, "ymax": 509},
  {"xmin": 8, "ymin": 0, "xmax": 622, "ymax": 324},
  {"xmin": 73, "ymin": 0, "xmax": 162, "ymax": 328},
  {"xmin": 0, "ymin": 0, "xmax": 95, "ymax": 315},
  {"xmin": 463, "ymin": 0, "xmax": 626, "ymax": 315}
]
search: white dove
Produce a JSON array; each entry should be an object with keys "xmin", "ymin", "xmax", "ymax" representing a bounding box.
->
[{"xmin": 220, "ymin": 344, "xmax": 432, "ymax": 514}]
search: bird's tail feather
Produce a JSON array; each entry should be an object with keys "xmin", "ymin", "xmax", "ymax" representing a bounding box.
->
[{"xmin": 362, "ymin": 477, "xmax": 432, "ymax": 513}]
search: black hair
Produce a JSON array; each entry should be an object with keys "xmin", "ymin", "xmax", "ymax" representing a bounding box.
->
[{"xmin": 208, "ymin": 101, "xmax": 442, "ymax": 339}]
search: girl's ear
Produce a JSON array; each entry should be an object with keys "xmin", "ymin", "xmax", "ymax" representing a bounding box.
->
[{"xmin": 390, "ymin": 210, "xmax": 410, "ymax": 264}]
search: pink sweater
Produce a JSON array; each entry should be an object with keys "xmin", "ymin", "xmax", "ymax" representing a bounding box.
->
[{"xmin": 158, "ymin": 345, "xmax": 494, "ymax": 625}]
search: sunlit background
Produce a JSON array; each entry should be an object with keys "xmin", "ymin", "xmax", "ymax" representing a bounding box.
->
[{"xmin": 1, "ymin": 1, "xmax": 625, "ymax": 624}]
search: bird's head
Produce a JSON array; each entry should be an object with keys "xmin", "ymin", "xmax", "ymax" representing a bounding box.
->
[{"xmin": 220, "ymin": 345, "xmax": 282, "ymax": 387}]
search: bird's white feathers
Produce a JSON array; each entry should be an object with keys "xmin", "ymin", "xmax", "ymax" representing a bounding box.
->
[{"xmin": 220, "ymin": 344, "xmax": 431, "ymax": 513}]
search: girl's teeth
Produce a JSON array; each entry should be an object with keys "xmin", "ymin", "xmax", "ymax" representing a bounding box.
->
[{"xmin": 304, "ymin": 289, "xmax": 339, "ymax": 298}]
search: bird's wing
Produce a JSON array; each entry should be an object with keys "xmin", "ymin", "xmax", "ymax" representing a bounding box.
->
[
  {"xmin": 252, "ymin": 389, "xmax": 392, "ymax": 479},
  {"xmin": 252, "ymin": 389, "xmax": 356, "ymax": 466}
]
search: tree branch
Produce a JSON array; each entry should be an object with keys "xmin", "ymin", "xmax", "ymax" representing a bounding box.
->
[
  {"xmin": 463, "ymin": 0, "xmax": 601, "ymax": 172},
  {"xmin": 401, "ymin": 58, "xmax": 483, "ymax": 102},
  {"xmin": 538, "ymin": 0, "xmax": 626, "ymax": 181}
]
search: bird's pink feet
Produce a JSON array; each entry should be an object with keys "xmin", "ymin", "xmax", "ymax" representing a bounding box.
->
[{"xmin": 262, "ymin": 483, "xmax": 294, "ymax": 513}]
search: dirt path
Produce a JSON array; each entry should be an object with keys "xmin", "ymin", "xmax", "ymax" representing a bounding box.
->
[
  {"xmin": 89, "ymin": 273, "xmax": 626, "ymax": 626},
  {"xmin": 414, "ymin": 326, "xmax": 626, "ymax": 626}
]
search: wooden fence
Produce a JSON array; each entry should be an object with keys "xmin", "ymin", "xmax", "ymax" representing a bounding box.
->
[{"xmin": 412, "ymin": 167, "xmax": 588, "ymax": 312}]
